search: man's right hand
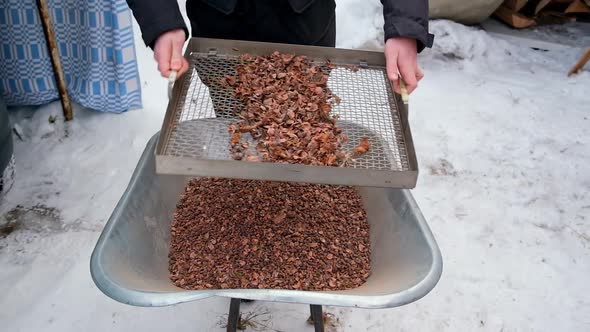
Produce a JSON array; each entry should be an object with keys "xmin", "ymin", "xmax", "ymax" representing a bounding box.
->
[{"xmin": 153, "ymin": 29, "xmax": 189, "ymax": 79}]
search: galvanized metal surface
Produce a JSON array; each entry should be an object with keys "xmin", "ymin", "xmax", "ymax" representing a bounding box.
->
[
  {"xmin": 91, "ymin": 134, "xmax": 442, "ymax": 308},
  {"xmin": 156, "ymin": 38, "xmax": 419, "ymax": 189}
]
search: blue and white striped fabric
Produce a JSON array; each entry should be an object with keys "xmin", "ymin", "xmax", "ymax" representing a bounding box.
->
[{"xmin": 0, "ymin": 0, "xmax": 142, "ymax": 113}]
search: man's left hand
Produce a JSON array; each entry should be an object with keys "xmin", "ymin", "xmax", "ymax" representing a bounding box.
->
[{"xmin": 384, "ymin": 37, "xmax": 424, "ymax": 94}]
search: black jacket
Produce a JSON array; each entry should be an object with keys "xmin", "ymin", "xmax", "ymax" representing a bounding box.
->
[{"xmin": 127, "ymin": 0, "xmax": 433, "ymax": 52}]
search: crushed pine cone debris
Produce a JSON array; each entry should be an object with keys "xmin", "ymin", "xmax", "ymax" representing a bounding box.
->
[
  {"xmin": 169, "ymin": 178, "xmax": 371, "ymax": 291},
  {"xmin": 355, "ymin": 137, "xmax": 370, "ymax": 155},
  {"xmin": 221, "ymin": 51, "xmax": 369, "ymax": 166}
]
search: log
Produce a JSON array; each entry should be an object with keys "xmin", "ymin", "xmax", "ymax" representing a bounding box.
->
[
  {"xmin": 536, "ymin": 9, "xmax": 577, "ymax": 24},
  {"xmin": 534, "ymin": 0, "xmax": 554, "ymax": 15},
  {"xmin": 494, "ymin": 4, "xmax": 537, "ymax": 27},
  {"xmin": 565, "ymin": 0, "xmax": 590, "ymax": 13}
]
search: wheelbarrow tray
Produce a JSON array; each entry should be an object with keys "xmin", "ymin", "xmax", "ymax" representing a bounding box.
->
[{"xmin": 90, "ymin": 133, "xmax": 442, "ymax": 309}]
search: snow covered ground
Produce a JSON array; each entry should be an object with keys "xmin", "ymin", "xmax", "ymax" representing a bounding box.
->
[{"xmin": 1, "ymin": 1, "xmax": 590, "ymax": 331}]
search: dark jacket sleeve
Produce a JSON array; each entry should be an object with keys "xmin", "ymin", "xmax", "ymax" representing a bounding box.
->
[
  {"xmin": 380, "ymin": 0, "xmax": 434, "ymax": 53},
  {"xmin": 126, "ymin": 0, "xmax": 189, "ymax": 48}
]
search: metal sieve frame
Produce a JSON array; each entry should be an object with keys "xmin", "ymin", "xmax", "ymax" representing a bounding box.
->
[{"xmin": 156, "ymin": 37, "xmax": 418, "ymax": 188}]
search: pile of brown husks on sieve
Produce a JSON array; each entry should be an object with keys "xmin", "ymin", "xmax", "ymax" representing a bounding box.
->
[
  {"xmin": 221, "ymin": 51, "xmax": 369, "ymax": 165},
  {"xmin": 169, "ymin": 178, "xmax": 371, "ymax": 291}
]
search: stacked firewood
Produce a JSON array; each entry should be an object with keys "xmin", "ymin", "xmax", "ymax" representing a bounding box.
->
[{"xmin": 494, "ymin": 0, "xmax": 590, "ymax": 28}]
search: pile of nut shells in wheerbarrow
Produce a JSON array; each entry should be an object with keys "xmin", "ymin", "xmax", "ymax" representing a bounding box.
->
[{"xmin": 168, "ymin": 51, "xmax": 372, "ymax": 291}]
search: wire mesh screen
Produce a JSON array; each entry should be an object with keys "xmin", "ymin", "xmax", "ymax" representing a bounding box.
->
[{"xmin": 162, "ymin": 52, "xmax": 410, "ymax": 171}]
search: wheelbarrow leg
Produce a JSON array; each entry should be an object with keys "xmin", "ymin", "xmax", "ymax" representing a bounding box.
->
[
  {"xmin": 226, "ymin": 298, "xmax": 241, "ymax": 332},
  {"xmin": 309, "ymin": 304, "xmax": 324, "ymax": 332}
]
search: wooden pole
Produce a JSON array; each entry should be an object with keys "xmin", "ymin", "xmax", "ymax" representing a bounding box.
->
[
  {"xmin": 35, "ymin": 0, "xmax": 73, "ymax": 121},
  {"xmin": 568, "ymin": 48, "xmax": 590, "ymax": 77}
]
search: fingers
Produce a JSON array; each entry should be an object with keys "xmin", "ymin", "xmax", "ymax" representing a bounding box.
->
[
  {"xmin": 153, "ymin": 29, "xmax": 187, "ymax": 79},
  {"xmin": 176, "ymin": 57, "xmax": 189, "ymax": 79},
  {"xmin": 158, "ymin": 45, "xmax": 189, "ymax": 79},
  {"xmin": 399, "ymin": 60, "xmax": 418, "ymax": 94},
  {"xmin": 416, "ymin": 66, "xmax": 424, "ymax": 82},
  {"xmin": 171, "ymin": 37, "xmax": 184, "ymax": 72},
  {"xmin": 178, "ymin": 57, "xmax": 190, "ymax": 77},
  {"xmin": 384, "ymin": 37, "xmax": 424, "ymax": 95},
  {"xmin": 385, "ymin": 48, "xmax": 400, "ymax": 94},
  {"xmin": 155, "ymin": 39, "xmax": 172, "ymax": 78}
]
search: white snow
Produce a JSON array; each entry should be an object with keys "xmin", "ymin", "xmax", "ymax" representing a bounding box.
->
[
  {"xmin": 1, "ymin": 1, "xmax": 590, "ymax": 331},
  {"xmin": 335, "ymin": 0, "xmax": 384, "ymax": 50}
]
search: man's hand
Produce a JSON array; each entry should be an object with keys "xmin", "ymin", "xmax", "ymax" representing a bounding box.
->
[
  {"xmin": 153, "ymin": 29, "xmax": 189, "ymax": 79},
  {"xmin": 384, "ymin": 37, "xmax": 424, "ymax": 94}
]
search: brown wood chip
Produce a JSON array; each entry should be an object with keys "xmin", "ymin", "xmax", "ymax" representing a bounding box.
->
[{"xmin": 168, "ymin": 178, "xmax": 371, "ymax": 291}]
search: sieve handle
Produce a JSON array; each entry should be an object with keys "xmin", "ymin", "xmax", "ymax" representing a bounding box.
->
[
  {"xmin": 167, "ymin": 70, "xmax": 178, "ymax": 100},
  {"xmin": 398, "ymin": 76, "xmax": 409, "ymax": 104}
]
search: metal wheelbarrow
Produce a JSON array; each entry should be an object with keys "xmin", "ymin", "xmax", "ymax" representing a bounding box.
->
[{"xmin": 90, "ymin": 133, "xmax": 442, "ymax": 331}]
